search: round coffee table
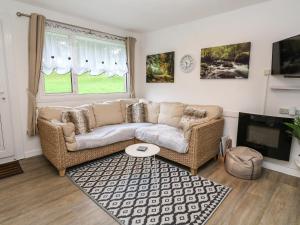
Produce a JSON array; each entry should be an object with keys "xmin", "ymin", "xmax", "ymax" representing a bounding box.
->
[{"xmin": 125, "ymin": 143, "xmax": 160, "ymax": 185}]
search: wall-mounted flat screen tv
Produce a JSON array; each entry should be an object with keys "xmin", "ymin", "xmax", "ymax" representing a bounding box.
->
[{"xmin": 271, "ymin": 34, "xmax": 300, "ymax": 77}]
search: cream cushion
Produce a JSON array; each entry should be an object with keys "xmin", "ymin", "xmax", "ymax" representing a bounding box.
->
[
  {"xmin": 158, "ymin": 102, "xmax": 185, "ymax": 127},
  {"xmin": 93, "ymin": 102, "xmax": 123, "ymax": 127},
  {"xmin": 38, "ymin": 106, "xmax": 72, "ymax": 121},
  {"xmin": 138, "ymin": 99, "xmax": 160, "ymax": 123},
  {"xmin": 145, "ymin": 102, "xmax": 160, "ymax": 123},
  {"xmin": 75, "ymin": 104, "xmax": 96, "ymax": 129}
]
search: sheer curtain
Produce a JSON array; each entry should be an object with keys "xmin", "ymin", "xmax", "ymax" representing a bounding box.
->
[{"xmin": 42, "ymin": 22, "xmax": 128, "ymax": 77}]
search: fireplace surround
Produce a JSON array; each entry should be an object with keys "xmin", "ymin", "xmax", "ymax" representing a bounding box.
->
[{"xmin": 237, "ymin": 112, "xmax": 293, "ymax": 161}]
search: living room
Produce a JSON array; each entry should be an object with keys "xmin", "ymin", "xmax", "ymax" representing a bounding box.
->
[{"xmin": 0, "ymin": 0, "xmax": 299, "ymax": 224}]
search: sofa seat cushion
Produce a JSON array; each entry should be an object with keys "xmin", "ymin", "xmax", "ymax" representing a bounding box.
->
[
  {"xmin": 135, "ymin": 124, "xmax": 188, "ymax": 153},
  {"xmin": 75, "ymin": 123, "xmax": 153, "ymax": 150}
]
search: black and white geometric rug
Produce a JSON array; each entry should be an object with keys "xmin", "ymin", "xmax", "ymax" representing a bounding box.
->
[{"xmin": 67, "ymin": 152, "xmax": 231, "ymax": 225}]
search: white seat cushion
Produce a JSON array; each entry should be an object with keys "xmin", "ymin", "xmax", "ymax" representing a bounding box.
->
[
  {"xmin": 135, "ymin": 124, "xmax": 188, "ymax": 153},
  {"xmin": 75, "ymin": 123, "xmax": 153, "ymax": 150}
]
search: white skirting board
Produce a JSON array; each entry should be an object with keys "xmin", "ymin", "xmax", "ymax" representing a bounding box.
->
[
  {"xmin": 24, "ymin": 148, "xmax": 42, "ymax": 158},
  {"xmin": 263, "ymin": 160, "xmax": 300, "ymax": 178}
]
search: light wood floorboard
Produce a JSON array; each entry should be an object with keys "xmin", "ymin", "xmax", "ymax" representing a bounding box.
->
[{"xmin": 0, "ymin": 155, "xmax": 299, "ymax": 225}]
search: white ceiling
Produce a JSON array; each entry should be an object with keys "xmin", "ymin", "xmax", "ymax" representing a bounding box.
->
[{"xmin": 16, "ymin": 0, "xmax": 269, "ymax": 32}]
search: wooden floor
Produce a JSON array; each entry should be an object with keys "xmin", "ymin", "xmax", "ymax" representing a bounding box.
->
[{"xmin": 0, "ymin": 155, "xmax": 299, "ymax": 225}]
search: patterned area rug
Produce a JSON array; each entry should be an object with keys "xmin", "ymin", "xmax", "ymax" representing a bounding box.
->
[{"xmin": 67, "ymin": 152, "xmax": 231, "ymax": 225}]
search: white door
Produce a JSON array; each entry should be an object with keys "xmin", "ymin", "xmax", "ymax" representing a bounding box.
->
[{"xmin": 0, "ymin": 21, "xmax": 14, "ymax": 161}]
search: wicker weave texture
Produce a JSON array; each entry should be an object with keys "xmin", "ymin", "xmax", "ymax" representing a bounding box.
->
[{"xmin": 38, "ymin": 118, "xmax": 224, "ymax": 174}]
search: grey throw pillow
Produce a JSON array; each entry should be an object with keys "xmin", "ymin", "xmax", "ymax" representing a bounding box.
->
[
  {"xmin": 126, "ymin": 103, "xmax": 145, "ymax": 123},
  {"xmin": 62, "ymin": 109, "xmax": 91, "ymax": 134}
]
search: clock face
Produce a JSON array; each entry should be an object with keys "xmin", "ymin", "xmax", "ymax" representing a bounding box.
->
[{"xmin": 180, "ymin": 55, "xmax": 195, "ymax": 73}]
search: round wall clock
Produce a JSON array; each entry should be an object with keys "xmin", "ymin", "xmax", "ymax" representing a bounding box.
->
[{"xmin": 180, "ymin": 55, "xmax": 195, "ymax": 73}]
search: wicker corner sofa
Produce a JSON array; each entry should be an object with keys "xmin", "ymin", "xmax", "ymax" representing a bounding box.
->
[{"xmin": 37, "ymin": 100, "xmax": 224, "ymax": 176}]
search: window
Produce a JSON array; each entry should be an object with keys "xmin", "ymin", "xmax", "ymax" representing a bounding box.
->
[{"xmin": 41, "ymin": 23, "xmax": 128, "ymax": 95}]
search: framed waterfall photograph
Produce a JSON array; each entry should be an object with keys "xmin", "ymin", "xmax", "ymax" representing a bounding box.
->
[
  {"xmin": 146, "ymin": 51, "xmax": 175, "ymax": 83},
  {"xmin": 200, "ymin": 42, "xmax": 251, "ymax": 79}
]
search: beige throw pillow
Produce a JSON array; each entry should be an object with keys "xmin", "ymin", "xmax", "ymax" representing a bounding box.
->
[
  {"xmin": 93, "ymin": 102, "xmax": 123, "ymax": 127},
  {"xmin": 125, "ymin": 103, "xmax": 145, "ymax": 123},
  {"xmin": 145, "ymin": 102, "xmax": 160, "ymax": 123},
  {"xmin": 158, "ymin": 102, "xmax": 185, "ymax": 127}
]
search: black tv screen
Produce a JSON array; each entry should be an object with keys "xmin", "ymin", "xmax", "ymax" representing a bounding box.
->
[{"xmin": 271, "ymin": 34, "xmax": 300, "ymax": 76}]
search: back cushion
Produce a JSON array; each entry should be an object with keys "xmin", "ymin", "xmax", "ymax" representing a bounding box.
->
[
  {"xmin": 38, "ymin": 106, "xmax": 72, "ymax": 121},
  {"xmin": 145, "ymin": 102, "xmax": 160, "ymax": 123},
  {"xmin": 75, "ymin": 104, "xmax": 96, "ymax": 129},
  {"xmin": 158, "ymin": 102, "xmax": 185, "ymax": 127},
  {"xmin": 93, "ymin": 102, "xmax": 123, "ymax": 127},
  {"xmin": 187, "ymin": 105, "xmax": 223, "ymax": 120}
]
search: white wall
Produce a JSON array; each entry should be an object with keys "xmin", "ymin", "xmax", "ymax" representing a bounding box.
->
[
  {"xmin": 136, "ymin": 0, "xmax": 300, "ymax": 177},
  {"xmin": 0, "ymin": 0, "xmax": 141, "ymax": 159}
]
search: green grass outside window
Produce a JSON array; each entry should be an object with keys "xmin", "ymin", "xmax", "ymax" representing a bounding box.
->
[{"xmin": 44, "ymin": 71, "xmax": 126, "ymax": 94}]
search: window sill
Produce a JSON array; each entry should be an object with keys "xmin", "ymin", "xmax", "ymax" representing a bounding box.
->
[{"xmin": 36, "ymin": 92, "xmax": 130, "ymax": 105}]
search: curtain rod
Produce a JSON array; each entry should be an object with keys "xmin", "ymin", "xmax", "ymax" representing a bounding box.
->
[{"xmin": 16, "ymin": 11, "xmax": 126, "ymax": 41}]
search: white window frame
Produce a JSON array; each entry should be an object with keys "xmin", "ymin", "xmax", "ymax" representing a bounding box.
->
[
  {"xmin": 37, "ymin": 32, "xmax": 130, "ymax": 104},
  {"xmin": 37, "ymin": 73, "xmax": 130, "ymax": 104}
]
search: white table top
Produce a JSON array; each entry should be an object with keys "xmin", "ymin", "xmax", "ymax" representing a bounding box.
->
[{"xmin": 125, "ymin": 143, "xmax": 160, "ymax": 158}]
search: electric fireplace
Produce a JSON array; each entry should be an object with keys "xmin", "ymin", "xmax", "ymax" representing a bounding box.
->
[{"xmin": 237, "ymin": 112, "xmax": 293, "ymax": 161}]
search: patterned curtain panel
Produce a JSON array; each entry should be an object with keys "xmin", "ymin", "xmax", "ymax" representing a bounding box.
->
[{"xmin": 42, "ymin": 21, "xmax": 128, "ymax": 77}]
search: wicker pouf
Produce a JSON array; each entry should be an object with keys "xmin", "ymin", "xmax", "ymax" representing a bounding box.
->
[{"xmin": 224, "ymin": 146, "xmax": 263, "ymax": 180}]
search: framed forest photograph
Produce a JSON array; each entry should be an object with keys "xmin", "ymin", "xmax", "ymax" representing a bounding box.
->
[
  {"xmin": 146, "ymin": 51, "xmax": 175, "ymax": 83},
  {"xmin": 200, "ymin": 42, "xmax": 251, "ymax": 79}
]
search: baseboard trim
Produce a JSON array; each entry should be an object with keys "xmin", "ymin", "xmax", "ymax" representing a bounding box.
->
[
  {"xmin": 0, "ymin": 156, "xmax": 16, "ymax": 164},
  {"xmin": 24, "ymin": 148, "xmax": 42, "ymax": 158},
  {"xmin": 263, "ymin": 161, "xmax": 300, "ymax": 178}
]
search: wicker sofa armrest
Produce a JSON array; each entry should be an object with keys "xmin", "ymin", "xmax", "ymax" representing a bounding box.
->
[
  {"xmin": 189, "ymin": 118, "xmax": 224, "ymax": 170},
  {"xmin": 37, "ymin": 118, "xmax": 67, "ymax": 172}
]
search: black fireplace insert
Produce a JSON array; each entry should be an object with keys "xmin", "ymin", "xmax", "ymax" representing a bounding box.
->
[{"xmin": 237, "ymin": 112, "xmax": 293, "ymax": 161}]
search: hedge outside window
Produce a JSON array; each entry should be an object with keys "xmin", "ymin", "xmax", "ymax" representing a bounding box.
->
[{"xmin": 42, "ymin": 28, "xmax": 128, "ymax": 94}]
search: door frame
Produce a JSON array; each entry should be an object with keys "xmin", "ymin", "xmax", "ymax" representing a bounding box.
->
[{"xmin": 0, "ymin": 12, "xmax": 24, "ymax": 163}]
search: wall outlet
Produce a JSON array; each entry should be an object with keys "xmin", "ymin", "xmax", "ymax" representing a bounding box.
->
[
  {"xmin": 279, "ymin": 108, "xmax": 289, "ymax": 114},
  {"xmin": 289, "ymin": 107, "xmax": 296, "ymax": 116},
  {"xmin": 279, "ymin": 107, "xmax": 300, "ymax": 116}
]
